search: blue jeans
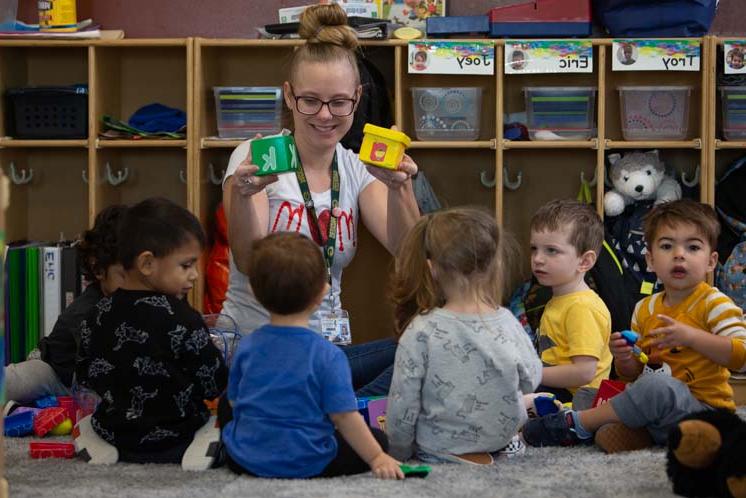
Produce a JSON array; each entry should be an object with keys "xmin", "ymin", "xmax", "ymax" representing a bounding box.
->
[{"xmin": 339, "ymin": 338, "xmax": 397, "ymax": 397}]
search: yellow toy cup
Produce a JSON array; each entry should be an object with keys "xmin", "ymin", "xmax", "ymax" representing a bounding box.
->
[{"xmin": 359, "ymin": 124, "xmax": 411, "ymax": 170}]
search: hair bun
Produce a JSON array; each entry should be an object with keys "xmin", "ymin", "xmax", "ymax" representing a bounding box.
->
[{"xmin": 299, "ymin": 4, "xmax": 359, "ymax": 51}]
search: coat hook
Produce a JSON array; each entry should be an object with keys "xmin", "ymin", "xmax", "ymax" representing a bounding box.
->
[
  {"xmin": 9, "ymin": 162, "xmax": 33, "ymax": 185},
  {"xmin": 208, "ymin": 163, "xmax": 224, "ymax": 186},
  {"xmin": 82, "ymin": 169, "xmax": 88, "ymax": 184},
  {"xmin": 105, "ymin": 162, "xmax": 129, "ymax": 186},
  {"xmin": 179, "ymin": 169, "xmax": 187, "ymax": 184},
  {"xmin": 580, "ymin": 170, "xmax": 597, "ymax": 187},
  {"xmin": 480, "ymin": 169, "xmax": 496, "ymax": 188},
  {"xmin": 503, "ymin": 166, "xmax": 522, "ymax": 191},
  {"xmin": 681, "ymin": 165, "xmax": 700, "ymax": 188}
]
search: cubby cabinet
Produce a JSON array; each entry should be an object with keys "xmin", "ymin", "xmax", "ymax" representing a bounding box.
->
[{"xmin": 0, "ymin": 36, "xmax": 728, "ymax": 345}]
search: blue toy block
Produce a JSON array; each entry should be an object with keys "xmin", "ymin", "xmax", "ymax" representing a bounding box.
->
[
  {"xmin": 4, "ymin": 410, "xmax": 35, "ymax": 437},
  {"xmin": 35, "ymin": 395, "xmax": 59, "ymax": 408}
]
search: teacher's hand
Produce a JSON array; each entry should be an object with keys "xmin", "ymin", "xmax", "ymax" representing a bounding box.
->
[
  {"xmin": 232, "ymin": 134, "xmax": 278, "ymax": 196},
  {"xmin": 366, "ymin": 153, "xmax": 417, "ymax": 190}
]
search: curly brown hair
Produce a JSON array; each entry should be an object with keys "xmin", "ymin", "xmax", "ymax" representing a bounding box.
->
[{"xmin": 77, "ymin": 204, "xmax": 128, "ymax": 282}]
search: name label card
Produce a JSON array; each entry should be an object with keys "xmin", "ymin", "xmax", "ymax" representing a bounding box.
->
[
  {"xmin": 724, "ymin": 41, "xmax": 746, "ymax": 74},
  {"xmin": 505, "ymin": 40, "xmax": 593, "ymax": 74},
  {"xmin": 408, "ymin": 41, "xmax": 495, "ymax": 75},
  {"xmin": 612, "ymin": 39, "xmax": 700, "ymax": 71}
]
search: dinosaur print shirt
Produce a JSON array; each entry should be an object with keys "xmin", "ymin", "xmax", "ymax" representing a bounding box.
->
[
  {"xmin": 386, "ymin": 307, "xmax": 542, "ymax": 460},
  {"xmin": 76, "ymin": 289, "xmax": 228, "ymax": 451}
]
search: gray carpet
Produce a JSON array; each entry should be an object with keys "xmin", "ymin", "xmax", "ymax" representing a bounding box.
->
[{"xmin": 5, "ymin": 435, "xmax": 683, "ymax": 498}]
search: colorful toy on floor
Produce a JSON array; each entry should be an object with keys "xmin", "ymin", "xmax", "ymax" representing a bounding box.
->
[
  {"xmin": 358, "ymin": 124, "xmax": 411, "ymax": 170},
  {"xmin": 400, "ymin": 464, "xmax": 431, "ymax": 478},
  {"xmin": 33, "ymin": 407, "xmax": 67, "ymax": 437},
  {"xmin": 4, "ymin": 411, "xmax": 35, "ymax": 437},
  {"xmin": 524, "ymin": 393, "xmax": 562, "ymax": 418},
  {"xmin": 620, "ymin": 330, "xmax": 649, "ymax": 364},
  {"xmin": 57, "ymin": 395, "xmax": 77, "ymax": 423},
  {"xmin": 35, "ymin": 395, "xmax": 60, "ymax": 409},
  {"xmin": 49, "ymin": 418, "xmax": 73, "ymax": 436},
  {"xmin": 29, "ymin": 442, "xmax": 75, "ymax": 459},
  {"xmin": 666, "ymin": 409, "xmax": 746, "ymax": 498},
  {"xmin": 591, "ymin": 379, "xmax": 627, "ymax": 408}
]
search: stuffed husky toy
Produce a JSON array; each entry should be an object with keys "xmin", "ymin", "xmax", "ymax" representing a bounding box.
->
[{"xmin": 604, "ymin": 150, "xmax": 682, "ymax": 217}]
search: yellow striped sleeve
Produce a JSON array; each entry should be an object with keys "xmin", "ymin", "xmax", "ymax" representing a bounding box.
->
[{"xmin": 705, "ymin": 290, "xmax": 746, "ymax": 371}]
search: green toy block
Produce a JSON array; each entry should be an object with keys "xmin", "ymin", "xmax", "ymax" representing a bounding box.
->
[{"xmin": 250, "ymin": 135, "xmax": 298, "ymax": 176}]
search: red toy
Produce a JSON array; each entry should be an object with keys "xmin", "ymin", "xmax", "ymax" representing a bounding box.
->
[
  {"xmin": 33, "ymin": 407, "xmax": 67, "ymax": 437},
  {"xmin": 57, "ymin": 396, "xmax": 77, "ymax": 424},
  {"xmin": 592, "ymin": 379, "xmax": 627, "ymax": 408},
  {"xmin": 29, "ymin": 442, "xmax": 75, "ymax": 459}
]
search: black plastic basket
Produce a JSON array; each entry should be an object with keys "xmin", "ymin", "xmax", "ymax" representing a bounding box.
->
[{"xmin": 5, "ymin": 85, "xmax": 88, "ymax": 139}]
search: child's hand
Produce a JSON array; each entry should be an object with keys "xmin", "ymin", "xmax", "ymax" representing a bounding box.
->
[
  {"xmin": 369, "ymin": 452, "xmax": 404, "ymax": 480},
  {"xmin": 650, "ymin": 315, "xmax": 697, "ymax": 350},
  {"xmin": 609, "ymin": 332, "xmax": 635, "ymax": 361}
]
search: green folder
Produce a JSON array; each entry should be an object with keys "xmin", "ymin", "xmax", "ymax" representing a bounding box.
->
[{"xmin": 25, "ymin": 246, "xmax": 40, "ymax": 356}]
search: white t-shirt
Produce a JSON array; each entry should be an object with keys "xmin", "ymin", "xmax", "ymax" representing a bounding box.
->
[{"xmin": 222, "ymin": 131, "xmax": 377, "ymax": 334}]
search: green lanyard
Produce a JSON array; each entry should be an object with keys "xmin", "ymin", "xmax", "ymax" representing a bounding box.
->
[{"xmin": 294, "ymin": 151, "xmax": 340, "ymax": 283}]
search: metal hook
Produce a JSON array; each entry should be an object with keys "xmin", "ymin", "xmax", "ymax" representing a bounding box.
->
[
  {"xmin": 179, "ymin": 169, "xmax": 187, "ymax": 184},
  {"xmin": 82, "ymin": 169, "xmax": 88, "ymax": 184},
  {"xmin": 208, "ymin": 163, "xmax": 224, "ymax": 186},
  {"xmin": 105, "ymin": 162, "xmax": 129, "ymax": 186},
  {"xmin": 480, "ymin": 169, "xmax": 496, "ymax": 188},
  {"xmin": 580, "ymin": 170, "xmax": 597, "ymax": 187},
  {"xmin": 9, "ymin": 162, "xmax": 33, "ymax": 185},
  {"xmin": 503, "ymin": 166, "xmax": 522, "ymax": 191},
  {"xmin": 681, "ymin": 165, "xmax": 700, "ymax": 188}
]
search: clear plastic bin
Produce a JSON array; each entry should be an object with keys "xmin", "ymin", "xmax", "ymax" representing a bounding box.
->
[
  {"xmin": 619, "ymin": 86, "xmax": 691, "ymax": 141},
  {"xmin": 524, "ymin": 86, "xmax": 596, "ymax": 140},
  {"xmin": 411, "ymin": 87, "xmax": 482, "ymax": 141},
  {"xmin": 213, "ymin": 86, "xmax": 282, "ymax": 139},
  {"xmin": 720, "ymin": 86, "xmax": 746, "ymax": 141}
]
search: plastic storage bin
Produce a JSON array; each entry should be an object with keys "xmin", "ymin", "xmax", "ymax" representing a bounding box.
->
[
  {"xmin": 411, "ymin": 87, "xmax": 482, "ymax": 141},
  {"xmin": 524, "ymin": 86, "xmax": 596, "ymax": 140},
  {"xmin": 5, "ymin": 85, "xmax": 88, "ymax": 139},
  {"xmin": 618, "ymin": 86, "xmax": 691, "ymax": 140},
  {"xmin": 720, "ymin": 86, "xmax": 746, "ymax": 141},
  {"xmin": 213, "ymin": 86, "xmax": 282, "ymax": 139}
]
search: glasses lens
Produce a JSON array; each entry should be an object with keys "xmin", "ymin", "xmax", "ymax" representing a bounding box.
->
[
  {"xmin": 328, "ymin": 99, "xmax": 354, "ymax": 117},
  {"xmin": 296, "ymin": 96, "xmax": 322, "ymax": 115}
]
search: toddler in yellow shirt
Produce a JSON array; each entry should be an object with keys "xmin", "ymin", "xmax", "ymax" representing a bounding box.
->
[{"xmin": 529, "ymin": 199, "xmax": 613, "ymax": 410}]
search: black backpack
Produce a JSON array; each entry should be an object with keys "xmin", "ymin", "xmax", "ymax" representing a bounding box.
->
[{"xmin": 341, "ymin": 52, "xmax": 394, "ymax": 152}]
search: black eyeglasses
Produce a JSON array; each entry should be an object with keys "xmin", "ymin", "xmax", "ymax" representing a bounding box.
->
[{"xmin": 289, "ymin": 85, "xmax": 358, "ymax": 117}]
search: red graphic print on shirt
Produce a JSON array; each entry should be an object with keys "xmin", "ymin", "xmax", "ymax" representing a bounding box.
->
[{"xmin": 271, "ymin": 201, "xmax": 356, "ymax": 252}]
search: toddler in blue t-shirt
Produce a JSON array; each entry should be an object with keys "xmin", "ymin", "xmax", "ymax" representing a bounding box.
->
[{"xmin": 219, "ymin": 232, "xmax": 403, "ymax": 479}]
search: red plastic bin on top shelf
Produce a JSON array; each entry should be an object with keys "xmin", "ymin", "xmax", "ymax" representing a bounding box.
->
[{"xmin": 488, "ymin": 0, "xmax": 592, "ymax": 38}]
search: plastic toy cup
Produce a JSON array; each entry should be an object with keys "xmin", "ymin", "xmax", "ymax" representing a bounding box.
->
[
  {"xmin": 359, "ymin": 123, "xmax": 411, "ymax": 170},
  {"xmin": 250, "ymin": 135, "xmax": 298, "ymax": 176}
]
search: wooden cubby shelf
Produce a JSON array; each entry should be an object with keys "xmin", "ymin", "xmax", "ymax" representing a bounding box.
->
[{"xmin": 0, "ymin": 35, "xmax": 735, "ymax": 343}]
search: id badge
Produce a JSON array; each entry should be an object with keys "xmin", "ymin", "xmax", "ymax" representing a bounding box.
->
[{"xmin": 320, "ymin": 309, "xmax": 351, "ymax": 345}]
